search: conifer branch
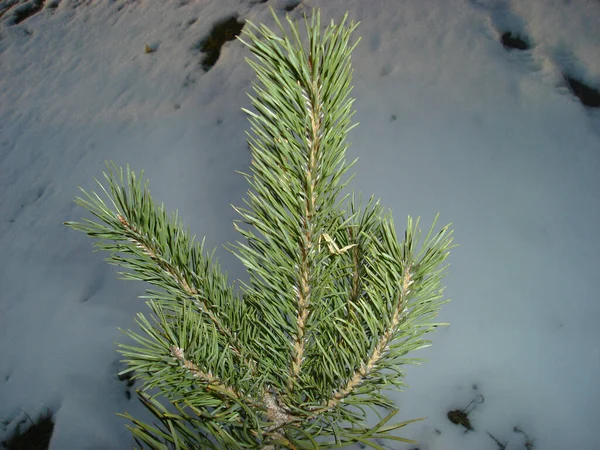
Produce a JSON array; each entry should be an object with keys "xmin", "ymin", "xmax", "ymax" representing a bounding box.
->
[{"xmin": 66, "ymin": 7, "xmax": 455, "ymax": 449}]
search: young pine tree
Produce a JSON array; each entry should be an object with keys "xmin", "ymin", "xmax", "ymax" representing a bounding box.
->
[{"xmin": 66, "ymin": 9, "xmax": 454, "ymax": 450}]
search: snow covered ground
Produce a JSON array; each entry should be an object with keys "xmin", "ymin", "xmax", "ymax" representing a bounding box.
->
[{"xmin": 1, "ymin": 0, "xmax": 599, "ymax": 449}]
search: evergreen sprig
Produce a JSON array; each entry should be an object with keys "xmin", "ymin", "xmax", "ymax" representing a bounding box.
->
[{"xmin": 66, "ymin": 8, "xmax": 455, "ymax": 449}]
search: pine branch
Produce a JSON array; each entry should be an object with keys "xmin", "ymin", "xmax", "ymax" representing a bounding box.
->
[
  {"xmin": 66, "ymin": 7, "xmax": 455, "ymax": 449},
  {"xmin": 65, "ymin": 164, "xmax": 259, "ymax": 376}
]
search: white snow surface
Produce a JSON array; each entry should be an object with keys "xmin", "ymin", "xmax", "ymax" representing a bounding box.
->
[{"xmin": 1, "ymin": 0, "xmax": 599, "ymax": 449}]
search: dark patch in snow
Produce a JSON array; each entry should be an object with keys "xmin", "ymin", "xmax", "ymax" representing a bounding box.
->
[
  {"xmin": 284, "ymin": 1, "xmax": 302, "ymax": 12},
  {"xmin": 1, "ymin": 409, "xmax": 54, "ymax": 450},
  {"xmin": 195, "ymin": 15, "xmax": 245, "ymax": 72},
  {"xmin": 447, "ymin": 408, "xmax": 474, "ymax": 432},
  {"xmin": 501, "ymin": 31, "xmax": 530, "ymax": 51},
  {"xmin": 447, "ymin": 394, "xmax": 484, "ymax": 433},
  {"xmin": 564, "ymin": 75, "xmax": 600, "ymax": 108},
  {"xmin": 12, "ymin": 0, "xmax": 46, "ymax": 25},
  {"xmin": 444, "ymin": 383, "xmax": 536, "ymax": 448},
  {"xmin": 115, "ymin": 360, "xmax": 136, "ymax": 401},
  {"xmin": 118, "ymin": 371, "xmax": 135, "ymax": 388}
]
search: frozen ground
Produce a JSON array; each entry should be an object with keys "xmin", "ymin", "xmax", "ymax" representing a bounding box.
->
[{"xmin": 0, "ymin": 0, "xmax": 599, "ymax": 449}]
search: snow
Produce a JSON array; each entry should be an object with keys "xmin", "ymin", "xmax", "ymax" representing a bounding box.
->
[{"xmin": 0, "ymin": 0, "xmax": 599, "ymax": 449}]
